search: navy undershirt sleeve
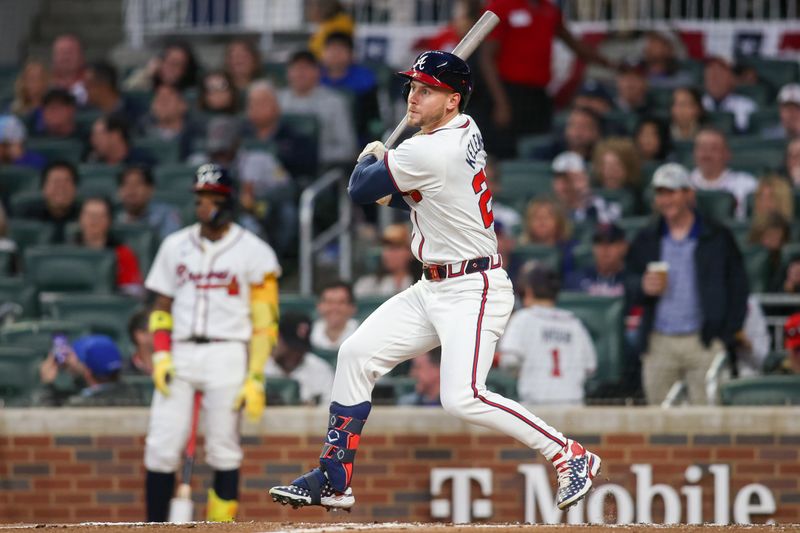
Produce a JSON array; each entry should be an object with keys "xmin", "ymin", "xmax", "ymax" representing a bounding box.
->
[{"xmin": 348, "ymin": 155, "xmax": 399, "ymax": 205}]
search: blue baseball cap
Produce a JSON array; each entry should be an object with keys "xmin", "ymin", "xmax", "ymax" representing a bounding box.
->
[{"xmin": 73, "ymin": 335, "xmax": 123, "ymax": 377}]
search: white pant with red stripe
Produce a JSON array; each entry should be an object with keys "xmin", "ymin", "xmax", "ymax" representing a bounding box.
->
[{"xmin": 331, "ymin": 267, "xmax": 567, "ymax": 460}]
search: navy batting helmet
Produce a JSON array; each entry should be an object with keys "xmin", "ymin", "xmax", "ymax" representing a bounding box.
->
[
  {"xmin": 398, "ymin": 50, "xmax": 473, "ymax": 112},
  {"xmin": 194, "ymin": 163, "xmax": 235, "ymax": 228}
]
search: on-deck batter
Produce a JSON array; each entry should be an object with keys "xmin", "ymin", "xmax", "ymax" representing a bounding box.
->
[
  {"xmin": 269, "ymin": 50, "xmax": 600, "ymax": 512},
  {"xmin": 144, "ymin": 164, "xmax": 280, "ymax": 522}
]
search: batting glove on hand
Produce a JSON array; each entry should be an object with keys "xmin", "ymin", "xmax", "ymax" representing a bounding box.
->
[
  {"xmin": 152, "ymin": 351, "xmax": 175, "ymax": 396},
  {"xmin": 234, "ymin": 372, "xmax": 265, "ymax": 422},
  {"xmin": 357, "ymin": 141, "xmax": 386, "ymax": 163}
]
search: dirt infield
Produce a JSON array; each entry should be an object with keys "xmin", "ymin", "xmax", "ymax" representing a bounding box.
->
[{"xmin": 0, "ymin": 523, "xmax": 798, "ymax": 533}]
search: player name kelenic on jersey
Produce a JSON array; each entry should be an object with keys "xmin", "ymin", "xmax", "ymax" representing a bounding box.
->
[
  {"xmin": 145, "ymin": 223, "xmax": 280, "ymax": 342},
  {"xmin": 385, "ymin": 113, "xmax": 498, "ymax": 265}
]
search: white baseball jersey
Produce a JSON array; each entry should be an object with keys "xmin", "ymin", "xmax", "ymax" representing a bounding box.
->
[
  {"xmin": 145, "ymin": 222, "xmax": 281, "ymax": 341},
  {"xmin": 499, "ymin": 305, "xmax": 597, "ymax": 405},
  {"xmin": 385, "ymin": 113, "xmax": 497, "ymax": 264}
]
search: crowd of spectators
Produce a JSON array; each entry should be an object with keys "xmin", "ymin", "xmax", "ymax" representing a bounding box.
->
[{"xmin": 2, "ymin": 0, "xmax": 800, "ymax": 408}]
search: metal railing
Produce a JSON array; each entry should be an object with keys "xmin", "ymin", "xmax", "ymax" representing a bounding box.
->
[{"xmin": 298, "ymin": 168, "xmax": 352, "ymax": 296}]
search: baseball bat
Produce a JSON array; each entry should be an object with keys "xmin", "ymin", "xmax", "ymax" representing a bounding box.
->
[
  {"xmin": 168, "ymin": 390, "xmax": 202, "ymax": 523},
  {"xmin": 383, "ymin": 10, "xmax": 500, "ymax": 149}
]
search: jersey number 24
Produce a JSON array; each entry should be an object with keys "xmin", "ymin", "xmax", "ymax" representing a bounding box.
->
[{"xmin": 471, "ymin": 169, "xmax": 494, "ymax": 229}]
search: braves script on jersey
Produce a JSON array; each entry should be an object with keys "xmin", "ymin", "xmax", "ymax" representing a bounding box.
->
[
  {"xmin": 499, "ymin": 305, "xmax": 597, "ymax": 405},
  {"xmin": 145, "ymin": 223, "xmax": 280, "ymax": 342},
  {"xmin": 385, "ymin": 114, "xmax": 497, "ymax": 263}
]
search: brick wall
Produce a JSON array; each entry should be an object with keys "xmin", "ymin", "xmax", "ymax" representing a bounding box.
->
[{"xmin": 1, "ymin": 407, "xmax": 799, "ymax": 524}]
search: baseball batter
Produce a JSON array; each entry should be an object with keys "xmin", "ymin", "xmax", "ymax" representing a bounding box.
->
[
  {"xmin": 270, "ymin": 51, "xmax": 600, "ymax": 512},
  {"xmin": 144, "ymin": 164, "xmax": 280, "ymax": 522}
]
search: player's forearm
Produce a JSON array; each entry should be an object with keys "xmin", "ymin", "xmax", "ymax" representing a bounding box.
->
[
  {"xmin": 348, "ymin": 155, "xmax": 398, "ymax": 204},
  {"xmin": 249, "ymin": 274, "xmax": 279, "ymax": 377}
]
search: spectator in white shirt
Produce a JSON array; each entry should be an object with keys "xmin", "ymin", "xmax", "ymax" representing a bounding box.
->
[
  {"xmin": 265, "ymin": 313, "xmax": 334, "ymax": 405},
  {"xmin": 310, "ymin": 281, "xmax": 360, "ymax": 351},
  {"xmin": 763, "ymin": 83, "xmax": 800, "ymax": 140},
  {"xmin": 702, "ymin": 57, "xmax": 757, "ymax": 133},
  {"xmin": 353, "ymin": 224, "xmax": 415, "ymax": 299},
  {"xmin": 689, "ymin": 127, "xmax": 757, "ymax": 220}
]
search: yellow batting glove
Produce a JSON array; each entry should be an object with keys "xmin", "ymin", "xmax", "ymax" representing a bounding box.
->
[
  {"xmin": 234, "ymin": 372, "xmax": 265, "ymax": 422},
  {"xmin": 152, "ymin": 351, "xmax": 175, "ymax": 396}
]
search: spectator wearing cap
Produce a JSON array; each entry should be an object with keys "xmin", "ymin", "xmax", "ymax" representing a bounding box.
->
[
  {"xmin": 86, "ymin": 114, "xmax": 155, "ymax": 167},
  {"xmin": 243, "ymin": 80, "xmax": 319, "ymax": 179},
  {"xmin": 398, "ymin": 347, "xmax": 442, "ymax": 407},
  {"xmin": 17, "ymin": 161, "xmax": 80, "ymax": 243},
  {"xmin": 0, "ymin": 115, "xmax": 47, "ymax": 170},
  {"xmin": 564, "ymin": 223, "xmax": 628, "ymax": 297},
  {"xmin": 479, "ymin": 0, "xmax": 613, "ymax": 158},
  {"xmin": 615, "ymin": 61, "xmax": 650, "ymax": 116},
  {"xmin": 66, "ymin": 335, "xmax": 142, "ymax": 406},
  {"xmin": 188, "ymin": 115, "xmax": 293, "ymax": 251},
  {"xmin": 763, "ymin": 83, "xmax": 800, "ymax": 140},
  {"xmin": 551, "ymin": 151, "xmax": 621, "ymax": 226},
  {"xmin": 573, "ymin": 81, "xmax": 614, "ymax": 118},
  {"xmin": 137, "ymin": 84, "xmax": 199, "ymax": 160},
  {"xmin": 31, "ymin": 88, "xmax": 82, "ymax": 141},
  {"xmin": 320, "ymin": 32, "xmax": 380, "ymax": 144},
  {"xmin": 534, "ymin": 107, "xmax": 603, "ymax": 162},
  {"xmin": 689, "ymin": 126, "xmax": 757, "ymax": 220},
  {"xmin": 499, "ymin": 261, "xmax": 597, "ymax": 405},
  {"xmin": 85, "ymin": 61, "xmax": 143, "ymax": 122},
  {"xmin": 310, "ymin": 280, "xmax": 359, "ymax": 351},
  {"xmin": 265, "ymin": 313, "xmax": 335, "ymax": 405},
  {"xmin": 670, "ymin": 87, "xmax": 706, "ymax": 142},
  {"xmin": 278, "ymin": 50, "xmax": 357, "ymax": 167},
  {"xmin": 116, "ymin": 166, "xmax": 181, "ymax": 241},
  {"xmin": 354, "ymin": 224, "xmax": 416, "ymax": 298},
  {"xmin": 626, "ymin": 163, "xmax": 748, "ymax": 405},
  {"xmin": 702, "ymin": 57, "xmax": 757, "ymax": 133},
  {"xmin": 778, "ymin": 313, "xmax": 800, "ymax": 374},
  {"xmin": 641, "ymin": 31, "xmax": 695, "ymax": 90}
]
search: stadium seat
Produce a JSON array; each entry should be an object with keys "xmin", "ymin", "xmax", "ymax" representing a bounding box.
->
[
  {"xmin": 263, "ymin": 61, "xmax": 288, "ymax": 85},
  {"xmin": 75, "ymin": 109, "xmax": 102, "ymax": 132},
  {"xmin": 556, "ymin": 292, "xmax": 625, "ymax": 388},
  {"xmin": 123, "ymin": 89, "xmax": 154, "ymax": 114},
  {"xmin": 706, "ymin": 111, "xmax": 736, "ymax": 135},
  {"xmin": 24, "ymin": 246, "xmax": 116, "ymax": 294},
  {"xmin": 0, "ymin": 319, "xmax": 90, "ymax": 354},
  {"xmin": 749, "ymin": 107, "xmax": 780, "ymax": 134},
  {"xmin": 241, "ymin": 138, "xmax": 279, "ymax": 154},
  {"xmin": 41, "ymin": 293, "xmax": 140, "ymax": 348},
  {"xmin": 495, "ymin": 160, "xmax": 553, "ymax": 212},
  {"xmin": 780, "ymin": 242, "xmax": 800, "ymax": 271},
  {"xmin": 373, "ymin": 375, "xmax": 416, "ymax": 405},
  {"xmin": 695, "ymin": 189, "xmax": 736, "ymax": 222},
  {"xmin": 132, "ymin": 137, "xmax": 180, "ymax": 165},
  {"xmin": 265, "ymin": 376, "xmax": 301, "ymax": 405},
  {"xmin": 77, "ymin": 164, "xmax": 122, "ymax": 197},
  {"xmin": 8, "ymin": 191, "xmax": 44, "ymax": 217},
  {"xmin": 0, "ymin": 352, "xmax": 40, "ymax": 406},
  {"xmin": 647, "ymin": 87, "xmax": 673, "ymax": 109},
  {"xmin": 0, "ymin": 166, "xmax": 39, "ymax": 202},
  {"xmin": 313, "ymin": 348, "xmax": 338, "ymax": 369},
  {"xmin": 282, "ymin": 114, "xmax": 320, "ymax": 144},
  {"xmin": 739, "ymin": 58, "xmax": 800, "ymax": 93},
  {"xmin": 719, "ymin": 375, "xmax": 800, "ymax": 405},
  {"xmin": 741, "ymin": 244, "xmax": 770, "ymax": 293},
  {"xmin": 0, "ymin": 277, "xmax": 38, "ymax": 318},
  {"xmin": 279, "ymin": 293, "xmax": 317, "ymax": 318},
  {"xmin": 762, "ymin": 350, "xmax": 787, "ymax": 374},
  {"xmin": 511, "ymin": 244, "xmax": 561, "ymax": 271},
  {"xmin": 729, "ymin": 150, "xmax": 784, "ymax": 175},
  {"xmin": 734, "ymin": 84, "xmax": 769, "ymax": 107},
  {"xmin": 722, "ymin": 218, "xmax": 751, "ymax": 248},
  {"xmin": 516, "ymin": 134, "xmax": 555, "ymax": 159},
  {"xmin": 0, "ymin": 249, "xmax": 12, "ymax": 276},
  {"xmin": 26, "ymin": 138, "xmax": 84, "ymax": 164},
  {"xmin": 593, "ymin": 188, "xmax": 637, "ymax": 217},
  {"xmin": 486, "ymin": 369, "xmax": 518, "ymax": 401},
  {"xmin": 112, "ymin": 222, "xmax": 156, "ymax": 272},
  {"xmin": 639, "ymin": 160, "xmax": 661, "ymax": 187},
  {"xmin": 571, "ymin": 242, "xmax": 593, "ymax": 270},
  {"xmin": 616, "ymin": 216, "xmax": 653, "ymax": 242},
  {"xmin": 154, "ymin": 163, "xmax": 199, "ymax": 191},
  {"xmin": 356, "ymin": 296, "xmax": 388, "ymax": 321}
]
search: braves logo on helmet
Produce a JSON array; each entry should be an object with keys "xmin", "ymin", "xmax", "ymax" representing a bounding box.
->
[
  {"xmin": 194, "ymin": 163, "xmax": 234, "ymax": 196},
  {"xmin": 398, "ymin": 50, "xmax": 473, "ymax": 111}
]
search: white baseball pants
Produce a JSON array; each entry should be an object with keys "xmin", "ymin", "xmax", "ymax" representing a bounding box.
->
[
  {"xmin": 144, "ymin": 341, "xmax": 246, "ymax": 472},
  {"xmin": 331, "ymin": 268, "xmax": 568, "ymax": 459}
]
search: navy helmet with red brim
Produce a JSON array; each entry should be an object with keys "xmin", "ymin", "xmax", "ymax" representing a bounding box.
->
[{"xmin": 398, "ymin": 50, "xmax": 473, "ymax": 111}]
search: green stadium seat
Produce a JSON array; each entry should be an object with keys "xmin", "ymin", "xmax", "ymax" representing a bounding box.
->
[
  {"xmin": 133, "ymin": 137, "xmax": 180, "ymax": 165},
  {"xmin": 593, "ymin": 188, "xmax": 637, "ymax": 217},
  {"xmin": 729, "ymin": 150, "xmax": 784, "ymax": 176},
  {"xmin": 24, "ymin": 245, "xmax": 116, "ymax": 294},
  {"xmin": 123, "ymin": 90, "xmax": 154, "ymax": 113},
  {"xmin": 0, "ymin": 248, "xmax": 12, "ymax": 276},
  {"xmin": 41, "ymin": 293, "xmax": 139, "ymax": 347},
  {"xmin": 486, "ymin": 369, "xmax": 518, "ymax": 401},
  {"xmin": 572, "ymin": 242, "xmax": 593, "ymax": 270},
  {"xmin": 741, "ymin": 244, "xmax": 770, "ymax": 293},
  {"xmin": 511, "ymin": 244, "xmax": 561, "ymax": 271},
  {"xmin": 719, "ymin": 375, "xmax": 800, "ymax": 406},
  {"xmin": 282, "ymin": 114, "xmax": 320, "ymax": 143},
  {"xmin": 0, "ymin": 277, "xmax": 38, "ymax": 318},
  {"xmin": 374, "ymin": 375, "xmax": 416, "ymax": 405},
  {"xmin": 762, "ymin": 350, "xmax": 787, "ymax": 374},
  {"xmin": 112, "ymin": 222, "xmax": 156, "ymax": 273},
  {"xmin": 556, "ymin": 292, "xmax": 625, "ymax": 389},
  {"xmin": 615, "ymin": 216, "xmax": 653, "ymax": 242},
  {"xmin": 153, "ymin": 163, "xmax": 199, "ymax": 192},
  {"xmin": 722, "ymin": 218, "xmax": 751, "ymax": 248},
  {"xmin": 265, "ymin": 376, "xmax": 301, "ymax": 405},
  {"xmin": 26, "ymin": 138, "xmax": 83, "ymax": 164},
  {"xmin": 75, "ymin": 109, "xmax": 102, "ymax": 132},
  {"xmin": 647, "ymin": 87, "xmax": 673, "ymax": 109},
  {"xmin": 313, "ymin": 348, "xmax": 338, "ymax": 369},
  {"xmin": 676, "ymin": 59, "xmax": 704, "ymax": 85},
  {"xmin": 0, "ymin": 319, "xmax": 89, "ymax": 354},
  {"xmin": 517, "ymin": 134, "xmax": 555, "ymax": 159},
  {"xmin": 695, "ymin": 189, "xmax": 735, "ymax": 222},
  {"xmin": 750, "ymin": 107, "xmax": 780, "ymax": 134},
  {"xmin": 279, "ymin": 293, "xmax": 317, "ymax": 318},
  {"xmin": 0, "ymin": 352, "xmax": 40, "ymax": 405},
  {"xmin": 727, "ymin": 136, "xmax": 784, "ymax": 153},
  {"xmin": 780, "ymin": 242, "xmax": 800, "ymax": 271},
  {"xmin": 263, "ymin": 61, "xmax": 288, "ymax": 85},
  {"xmin": 706, "ymin": 111, "xmax": 736, "ymax": 135},
  {"xmin": 495, "ymin": 160, "xmax": 553, "ymax": 212},
  {"xmin": 77, "ymin": 164, "xmax": 122, "ymax": 196},
  {"xmin": 739, "ymin": 58, "xmax": 800, "ymax": 93},
  {"xmin": 9, "ymin": 190, "xmax": 44, "ymax": 217},
  {"xmin": 356, "ymin": 296, "xmax": 388, "ymax": 321},
  {"xmin": 0, "ymin": 166, "xmax": 39, "ymax": 202},
  {"xmin": 639, "ymin": 160, "xmax": 661, "ymax": 187},
  {"xmin": 734, "ymin": 84, "xmax": 770, "ymax": 107}
]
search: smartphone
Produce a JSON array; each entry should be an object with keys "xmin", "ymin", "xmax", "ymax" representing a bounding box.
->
[{"xmin": 52, "ymin": 333, "xmax": 70, "ymax": 366}]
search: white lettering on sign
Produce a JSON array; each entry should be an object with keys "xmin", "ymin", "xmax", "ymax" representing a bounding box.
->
[{"xmin": 430, "ymin": 463, "xmax": 777, "ymax": 524}]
